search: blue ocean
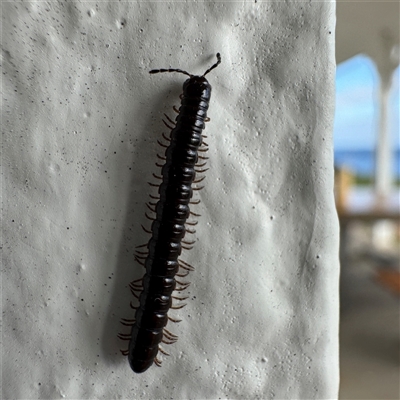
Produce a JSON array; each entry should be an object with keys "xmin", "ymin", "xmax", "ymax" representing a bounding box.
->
[{"xmin": 334, "ymin": 149, "xmax": 400, "ymax": 178}]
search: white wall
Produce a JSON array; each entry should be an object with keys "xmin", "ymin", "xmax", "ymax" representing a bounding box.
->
[{"xmin": 2, "ymin": 2, "xmax": 339, "ymax": 399}]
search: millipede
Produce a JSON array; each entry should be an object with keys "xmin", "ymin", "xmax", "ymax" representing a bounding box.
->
[{"xmin": 119, "ymin": 53, "xmax": 221, "ymax": 373}]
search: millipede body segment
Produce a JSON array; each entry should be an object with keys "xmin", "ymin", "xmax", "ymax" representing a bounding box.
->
[{"xmin": 120, "ymin": 53, "xmax": 221, "ymax": 373}]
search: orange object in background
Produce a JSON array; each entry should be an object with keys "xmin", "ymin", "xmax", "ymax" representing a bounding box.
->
[
  {"xmin": 334, "ymin": 167, "xmax": 354, "ymax": 213},
  {"xmin": 375, "ymin": 268, "xmax": 400, "ymax": 296}
]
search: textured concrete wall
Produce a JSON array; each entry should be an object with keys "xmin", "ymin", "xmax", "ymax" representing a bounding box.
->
[{"xmin": 2, "ymin": 2, "xmax": 339, "ymax": 399}]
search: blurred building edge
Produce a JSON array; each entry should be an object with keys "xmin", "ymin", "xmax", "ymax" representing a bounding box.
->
[
  {"xmin": 374, "ymin": 29, "xmax": 399, "ymax": 207},
  {"xmin": 336, "ymin": 0, "xmax": 400, "ymax": 207},
  {"xmin": 334, "ymin": 166, "xmax": 400, "ymax": 297}
]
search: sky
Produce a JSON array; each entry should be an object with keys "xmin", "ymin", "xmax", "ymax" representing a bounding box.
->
[{"xmin": 334, "ymin": 54, "xmax": 399, "ymax": 152}]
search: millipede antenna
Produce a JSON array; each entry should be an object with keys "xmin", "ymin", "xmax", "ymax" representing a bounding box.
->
[
  {"xmin": 202, "ymin": 53, "xmax": 221, "ymax": 77},
  {"xmin": 149, "ymin": 53, "xmax": 221, "ymax": 77},
  {"xmin": 149, "ymin": 68, "xmax": 192, "ymax": 77}
]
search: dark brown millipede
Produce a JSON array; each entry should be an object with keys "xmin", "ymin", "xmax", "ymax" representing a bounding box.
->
[{"xmin": 119, "ymin": 53, "xmax": 221, "ymax": 373}]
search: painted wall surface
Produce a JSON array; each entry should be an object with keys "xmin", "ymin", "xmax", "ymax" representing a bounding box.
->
[{"xmin": 2, "ymin": 2, "xmax": 339, "ymax": 399}]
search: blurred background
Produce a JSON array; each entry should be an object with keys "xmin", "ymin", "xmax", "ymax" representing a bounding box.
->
[{"xmin": 335, "ymin": 1, "xmax": 399, "ymax": 399}]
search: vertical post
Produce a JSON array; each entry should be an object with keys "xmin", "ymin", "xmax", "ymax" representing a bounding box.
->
[
  {"xmin": 374, "ymin": 71, "xmax": 392, "ymax": 205},
  {"xmin": 374, "ymin": 29, "xmax": 398, "ymax": 207},
  {"xmin": 373, "ymin": 29, "xmax": 398, "ymax": 251}
]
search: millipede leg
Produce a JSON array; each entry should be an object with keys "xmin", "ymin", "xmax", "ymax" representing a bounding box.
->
[
  {"xmin": 182, "ymin": 239, "xmax": 195, "ymax": 245},
  {"xmin": 175, "ymin": 278, "xmax": 189, "ymax": 285},
  {"xmin": 145, "ymin": 212, "xmax": 156, "ymax": 221},
  {"xmin": 130, "ymin": 288, "xmax": 141, "ymax": 299},
  {"xmin": 179, "ymin": 259, "xmax": 195, "ymax": 271},
  {"xmin": 154, "ymin": 357, "xmax": 162, "ymax": 367},
  {"xmin": 156, "ymin": 153, "xmax": 166, "ymax": 161},
  {"xmin": 141, "ymin": 224, "xmax": 152, "ymax": 234},
  {"xmin": 157, "ymin": 140, "xmax": 168, "ymax": 148},
  {"xmin": 164, "ymin": 328, "xmax": 178, "ymax": 339},
  {"xmin": 161, "ymin": 336, "xmax": 178, "ymax": 344},
  {"xmin": 120, "ymin": 318, "xmax": 136, "ymax": 326},
  {"xmin": 134, "ymin": 256, "xmax": 145, "ymax": 266},
  {"xmin": 146, "ymin": 202, "xmax": 156, "ymax": 212},
  {"xmin": 171, "ymin": 303, "xmax": 186, "ymax": 310},
  {"xmin": 159, "ymin": 347, "xmax": 170, "ymax": 356},
  {"xmin": 129, "ymin": 278, "xmax": 143, "ymax": 287},
  {"xmin": 162, "ymin": 132, "xmax": 171, "ymax": 141},
  {"xmin": 129, "ymin": 282, "xmax": 143, "ymax": 290},
  {"xmin": 168, "ymin": 316, "xmax": 182, "ymax": 323},
  {"xmin": 193, "ymin": 176, "xmax": 206, "ymax": 184},
  {"xmin": 173, "ymin": 105, "xmax": 179, "ymax": 114},
  {"xmin": 152, "ymin": 173, "xmax": 163, "ymax": 180},
  {"xmin": 121, "ymin": 349, "xmax": 129, "ymax": 356},
  {"xmin": 117, "ymin": 333, "xmax": 131, "ymax": 340},
  {"xmin": 162, "ymin": 119, "xmax": 174, "ymax": 131},
  {"xmin": 130, "ymin": 281, "xmax": 143, "ymax": 289},
  {"xmin": 135, "ymin": 250, "xmax": 148, "ymax": 255},
  {"xmin": 162, "ymin": 337, "xmax": 178, "ymax": 344},
  {"xmin": 175, "ymin": 281, "xmax": 190, "ymax": 290},
  {"xmin": 130, "ymin": 301, "xmax": 139, "ymax": 309},
  {"xmin": 162, "ymin": 120, "xmax": 174, "ymax": 131},
  {"xmin": 172, "ymin": 295, "xmax": 189, "ymax": 301},
  {"xmin": 164, "ymin": 113, "xmax": 176, "ymax": 125},
  {"xmin": 195, "ymin": 168, "xmax": 209, "ymax": 173}
]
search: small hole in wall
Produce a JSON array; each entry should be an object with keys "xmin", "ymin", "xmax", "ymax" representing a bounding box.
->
[{"xmin": 117, "ymin": 18, "xmax": 127, "ymax": 29}]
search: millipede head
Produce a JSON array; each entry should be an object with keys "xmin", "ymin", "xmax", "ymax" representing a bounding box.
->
[{"xmin": 182, "ymin": 75, "xmax": 212, "ymax": 100}]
